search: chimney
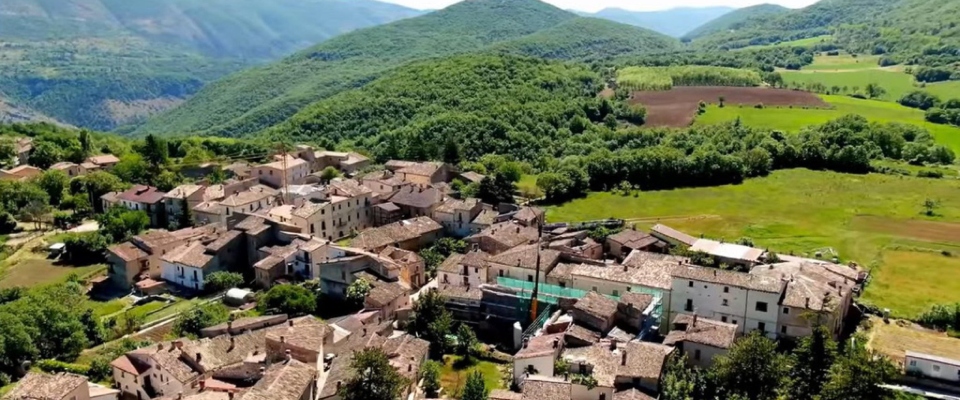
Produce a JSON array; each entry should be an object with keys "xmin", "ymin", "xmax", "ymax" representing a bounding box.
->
[
  {"xmin": 260, "ymin": 366, "xmax": 266, "ymax": 375},
  {"xmin": 157, "ymin": 343, "xmax": 164, "ymax": 351},
  {"xmin": 553, "ymin": 338, "xmax": 559, "ymax": 349},
  {"xmin": 362, "ymin": 328, "xmax": 367, "ymax": 337},
  {"xmin": 178, "ymin": 393, "xmax": 183, "ymax": 400},
  {"xmin": 228, "ymin": 320, "xmax": 233, "ymax": 332},
  {"xmin": 280, "ymin": 336, "xmax": 286, "ymax": 343},
  {"xmin": 692, "ymin": 313, "xmax": 698, "ymax": 327},
  {"xmin": 609, "ymin": 339, "xmax": 617, "ymax": 351},
  {"xmin": 516, "ymin": 226, "xmax": 520, "ymax": 233},
  {"xmin": 623, "ymin": 264, "xmax": 628, "ymax": 272},
  {"xmin": 196, "ymin": 353, "xmax": 202, "ymax": 363},
  {"xmin": 289, "ymin": 319, "xmax": 295, "ymax": 327},
  {"xmin": 621, "ymin": 351, "xmax": 628, "ymax": 366},
  {"xmin": 408, "ymin": 364, "xmax": 412, "ymax": 372},
  {"xmin": 229, "ymin": 337, "xmax": 235, "ymax": 351},
  {"xmin": 199, "ymin": 379, "xmax": 206, "ymax": 390},
  {"xmin": 285, "ymin": 349, "xmax": 292, "ymax": 362},
  {"xmin": 805, "ymin": 297, "xmax": 810, "ymax": 308},
  {"xmin": 174, "ymin": 340, "xmax": 184, "ymax": 350},
  {"xmin": 337, "ymin": 381, "xmax": 342, "ymax": 391}
]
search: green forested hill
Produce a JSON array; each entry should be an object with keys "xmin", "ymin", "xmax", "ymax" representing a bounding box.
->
[
  {"xmin": 491, "ymin": 18, "xmax": 681, "ymax": 61},
  {"xmin": 682, "ymin": 4, "xmax": 789, "ymax": 40},
  {"xmin": 0, "ymin": 0, "xmax": 422, "ymax": 130},
  {"xmin": 583, "ymin": 7, "xmax": 734, "ymax": 38},
  {"xmin": 134, "ymin": 0, "xmax": 681, "ymax": 138}
]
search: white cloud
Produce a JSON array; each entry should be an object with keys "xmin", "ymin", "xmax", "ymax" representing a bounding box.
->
[{"xmin": 378, "ymin": 0, "xmax": 818, "ymax": 13}]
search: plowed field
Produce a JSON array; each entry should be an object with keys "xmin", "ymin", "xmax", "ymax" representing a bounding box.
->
[{"xmin": 630, "ymin": 86, "xmax": 828, "ymax": 127}]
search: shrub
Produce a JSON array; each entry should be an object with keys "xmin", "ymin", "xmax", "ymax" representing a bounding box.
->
[
  {"xmin": 63, "ymin": 233, "xmax": 109, "ymax": 265},
  {"xmin": 33, "ymin": 359, "xmax": 90, "ymax": 375},
  {"xmin": 754, "ymin": 103, "xmax": 764, "ymax": 109},
  {"xmin": 0, "ymin": 212, "xmax": 16, "ymax": 234},
  {"xmin": 917, "ymin": 170, "xmax": 944, "ymax": 178}
]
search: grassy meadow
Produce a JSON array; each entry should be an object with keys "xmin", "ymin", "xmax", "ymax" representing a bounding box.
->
[
  {"xmin": 545, "ymin": 168, "xmax": 960, "ymax": 318},
  {"xmin": 737, "ymin": 35, "xmax": 834, "ymax": 51},
  {"xmin": 694, "ymin": 94, "xmax": 960, "ymax": 154}
]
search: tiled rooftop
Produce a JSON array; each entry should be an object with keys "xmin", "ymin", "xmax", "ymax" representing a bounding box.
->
[
  {"xmin": 673, "ymin": 265, "xmax": 783, "ymax": 293},
  {"xmin": 663, "ymin": 314, "xmax": 738, "ymax": 349}
]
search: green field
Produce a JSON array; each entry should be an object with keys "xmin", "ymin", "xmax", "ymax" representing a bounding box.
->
[
  {"xmin": 694, "ymin": 95, "xmax": 960, "ymax": 154},
  {"xmin": 802, "ymin": 53, "xmax": 881, "ymax": 71},
  {"xmin": 781, "ymin": 61, "xmax": 960, "ymax": 102},
  {"xmin": 440, "ymin": 355, "xmax": 504, "ymax": 395},
  {"xmin": 738, "ymin": 35, "xmax": 833, "ymax": 51},
  {"xmin": 546, "ymin": 168, "xmax": 960, "ymax": 318}
]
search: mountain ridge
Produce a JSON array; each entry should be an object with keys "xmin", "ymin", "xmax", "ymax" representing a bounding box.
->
[
  {"xmin": 581, "ymin": 6, "xmax": 736, "ymax": 37},
  {"xmin": 133, "ymin": 0, "xmax": 680, "ymax": 138}
]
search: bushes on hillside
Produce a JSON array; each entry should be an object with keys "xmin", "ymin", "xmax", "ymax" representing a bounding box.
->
[
  {"xmin": 924, "ymin": 98, "xmax": 960, "ymax": 127},
  {"xmin": 62, "ymin": 233, "xmax": 109, "ymax": 265},
  {"xmin": 914, "ymin": 67, "xmax": 954, "ymax": 83},
  {"xmin": 898, "ymin": 91, "xmax": 940, "ymax": 110}
]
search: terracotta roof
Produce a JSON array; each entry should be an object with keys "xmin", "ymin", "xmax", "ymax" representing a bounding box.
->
[
  {"xmin": 329, "ymin": 179, "xmax": 372, "ymax": 197},
  {"xmin": 562, "ymin": 341, "xmax": 673, "ymax": 387},
  {"xmin": 117, "ymin": 185, "xmax": 165, "ymax": 204},
  {"xmin": 614, "ymin": 388, "xmax": 657, "ymax": 400},
  {"xmin": 49, "ymin": 161, "xmax": 77, "ymax": 170},
  {"xmin": 396, "ymin": 161, "xmax": 443, "ymax": 177},
  {"xmin": 386, "ymin": 186, "xmax": 444, "ymax": 209},
  {"xmin": 3, "ymin": 372, "xmax": 87, "ymax": 400},
  {"xmin": 108, "ymin": 242, "xmax": 149, "ymax": 261},
  {"xmin": 467, "ymin": 221, "xmax": 539, "ymax": 250},
  {"xmin": 202, "ymin": 315, "xmax": 288, "ymax": 334},
  {"xmin": 437, "ymin": 284, "xmax": 483, "ymax": 301},
  {"xmin": 750, "ymin": 260, "xmax": 858, "ymax": 312},
  {"xmin": 513, "ymin": 206, "xmax": 544, "ymax": 224},
  {"xmin": 385, "ymin": 160, "xmax": 417, "ymax": 170},
  {"xmin": 318, "ymin": 332, "xmax": 428, "ymax": 398},
  {"xmin": 565, "ymin": 323, "xmax": 602, "ymax": 344},
  {"xmin": 205, "ymin": 230, "xmax": 242, "ymax": 252},
  {"xmin": 162, "ymin": 242, "xmax": 213, "ymax": 268},
  {"xmin": 651, "ymin": 224, "xmax": 698, "ymax": 246},
  {"xmin": 260, "ymin": 155, "xmax": 308, "ymax": 170},
  {"xmin": 471, "ymin": 208, "xmax": 498, "ymax": 226},
  {"xmin": 521, "ymin": 377, "xmax": 570, "ymax": 400},
  {"xmin": 573, "ymin": 292, "xmax": 619, "ymax": 321},
  {"xmin": 110, "ymin": 354, "xmax": 146, "ymax": 375},
  {"xmin": 438, "ymin": 251, "xmax": 489, "ymax": 273},
  {"xmin": 488, "ymin": 244, "xmax": 561, "ymax": 271},
  {"xmin": 435, "ymin": 197, "xmax": 481, "ymax": 213},
  {"xmin": 366, "ymin": 281, "xmax": 408, "ymax": 308},
  {"xmin": 241, "ymin": 359, "xmax": 315, "ymax": 400},
  {"xmin": 515, "ymin": 332, "xmax": 564, "ymax": 359},
  {"xmin": 80, "ymin": 162, "xmax": 99, "ymax": 170},
  {"xmin": 343, "ymin": 152, "xmax": 369, "ymax": 165},
  {"xmin": 164, "ymin": 184, "xmax": 204, "ymax": 199},
  {"xmin": 663, "ymin": 314, "xmax": 738, "ymax": 349},
  {"xmin": 350, "ymin": 216, "xmax": 441, "ymax": 250},
  {"xmin": 1, "ymin": 165, "xmax": 42, "ymax": 179},
  {"xmin": 608, "ymin": 229, "xmax": 663, "ymax": 250},
  {"xmin": 86, "ymin": 154, "xmax": 120, "ymax": 165},
  {"xmin": 460, "ymin": 171, "xmax": 486, "ymax": 183},
  {"xmin": 673, "ymin": 265, "xmax": 783, "ymax": 293},
  {"xmin": 620, "ymin": 292, "xmax": 655, "ymax": 312},
  {"xmin": 220, "ymin": 188, "xmax": 274, "ymax": 207},
  {"xmin": 265, "ymin": 316, "xmax": 328, "ymax": 355}
]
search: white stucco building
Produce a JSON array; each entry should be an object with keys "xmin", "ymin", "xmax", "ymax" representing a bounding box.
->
[{"xmin": 670, "ymin": 265, "xmax": 783, "ymax": 337}]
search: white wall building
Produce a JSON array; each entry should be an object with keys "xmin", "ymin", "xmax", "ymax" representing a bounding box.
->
[
  {"xmin": 670, "ymin": 265, "xmax": 783, "ymax": 337},
  {"xmin": 906, "ymin": 351, "xmax": 960, "ymax": 383}
]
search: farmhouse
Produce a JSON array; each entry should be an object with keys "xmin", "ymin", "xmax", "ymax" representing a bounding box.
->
[
  {"xmin": 606, "ymin": 229, "xmax": 666, "ymax": 259},
  {"xmin": 253, "ymin": 155, "xmax": 310, "ymax": 188},
  {"xmin": 349, "ymin": 216, "xmax": 442, "ymax": 252},
  {"xmin": 102, "ymin": 185, "xmax": 167, "ymax": 227},
  {"xmin": 50, "ymin": 161, "xmax": 86, "ymax": 177},
  {"xmin": 663, "ymin": 314, "xmax": 738, "ymax": 368},
  {"xmin": 0, "ymin": 164, "xmax": 42, "ymax": 181},
  {"xmin": 85, "ymin": 154, "xmax": 121, "ymax": 170},
  {"xmin": 670, "ymin": 264, "xmax": 783, "ymax": 337},
  {"xmin": 2, "ymin": 371, "xmax": 115, "ymax": 400}
]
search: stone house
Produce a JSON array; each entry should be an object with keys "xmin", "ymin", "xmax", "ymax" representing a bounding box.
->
[
  {"xmin": 349, "ymin": 216, "xmax": 442, "ymax": 253},
  {"xmin": 663, "ymin": 314, "xmax": 738, "ymax": 368}
]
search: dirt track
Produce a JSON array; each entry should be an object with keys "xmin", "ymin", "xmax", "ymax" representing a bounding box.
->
[{"xmin": 630, "ymin": 86, "xmax": 829, "ymax": 127}]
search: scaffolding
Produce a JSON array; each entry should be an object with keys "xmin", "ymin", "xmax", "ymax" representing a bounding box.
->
[{"xmin": 495, "ymin": 277, "xmax": 665, "ymax": 325}]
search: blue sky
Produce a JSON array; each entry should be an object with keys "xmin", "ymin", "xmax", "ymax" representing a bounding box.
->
[{"xmin": 378, "ymin": 0, "xmax": 819, "ymax": 12}]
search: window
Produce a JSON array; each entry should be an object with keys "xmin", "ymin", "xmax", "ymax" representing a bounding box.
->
[
  {"xmin": 755, "ymin": 302, "xmax": 768, "ymax": 312},
  {"xmin": 592, "ymin": 286, "xmax": 598, "ymax": 292},
  {"xmin": 780, "ymin": 325, "xmax": 787, "ymax": 334},
  {"xmin": 341, "ymin": 271, "xmax": 346, "ymax": 280},
  {"xmin": 723, "ymin": 286, "xmax": 729, "ymax": 293},
  {"xmin": 758, "ymin": 322, "xmax": 766, "ymax": 332},
  {"xmin": 783, "ymin": 307, "xmax": 790, "ymax": 314},
  {"xmin": 933, "ymin": 365, "xmax": 941, "ymax": 372},
  {"xmin": 693, "ymin": 349, "xmax": 702, "ymax": 360},
  {"xmin": 475, "ymin": 267, "xmax": 479, "ymax": 273},
  {"xmin": 722, "ymin": 299, "xmax": 729, "ymax": 306},
  {"xmin": 732, "ymin": 320, "xmax": 737, "ymax": 325},
  {"xmin": 310, "ymin": 225, "xmax": 315, "ymax": 234},
  {"xmin": 612, "ymin": 290, "xmax": 619, "ymax": 297},
  {"xmin": 685, "ymin": 299, "xmax": 694, "ymax": 312},
  {"xmin": 499, "ymin": 270, "xmax": 504, "ymax": 277},
  {"xmin": 527, "ymin": 275, "xmax": 533, "ymax": 282},
  {"xmin": 721, "ymin": 316, "xmax": 728, "ymax": 323},
  {"xmin": 909, "ymin": 360, "xmax": 916, "ymax": 367},
  {"xmin": 688, "ymin": 281, "xmax": 694, "ymax": 287}
]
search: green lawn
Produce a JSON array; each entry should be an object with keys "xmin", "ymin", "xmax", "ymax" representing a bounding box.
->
[
  {"xmin": 546, "ymin": 168, "xmax": 960, "ymax": 318},
  {"xmin": 802, "ymin": 54, "xmax": 881, "ymax": 71},
  {"xmin": 440, "ymin": 355, "xmax": 503, "ymax": 395},
  {"xmin": 738, "ymin": 35, "xmax": 833, "ymax": 51},
  {"xmin": 694, "ymin": 95, "xmax": 960, "ymax": 154},
  {"xmin": 780, "ymin": 67, "xmax": 960, "ymax": 102}
]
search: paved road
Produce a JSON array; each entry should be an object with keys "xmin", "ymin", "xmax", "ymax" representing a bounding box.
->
[{"xmin": 881, "ymin": 384, "xmax": 960, "ymax": 400}]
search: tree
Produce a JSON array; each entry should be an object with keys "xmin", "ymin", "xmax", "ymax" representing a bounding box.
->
[
  {"xmin": 140, "ymin": 134, "xmax": 169, "ymax": 170},
  {"xmin": 346, "ymin": 278, "xmax": 372, "ymax": 307},
  {"xmin": 661, "ymin": 355, "xmax": 699, "ymax": 400},
  {"xmin": 461, "ymin": 371, "xmax": 488, "ymax": 400},
  {"xmin": 78, "ymin": 130, "xmax": 92, "ymax": 155},
  {"xmin": 735, "ymin": 237, "xmax": 755, "ymax": 247},
  {"xmin": 421, "ymin": 360, "xmax": 442, "ymax": 398},
  {"xmin": 820, "ymin": 338, "xmax": 897, "ymax": 400},
  {"xmin": 36, "ymin": 170, "xmax": 69, "ymax": 206},
  {"xmin": 207, "ymin": 166, "xmax": 227, "ymax": 184},
  {"xmin": 112, "ymin": 154, "xmax": 150, "ymax": 185},
  {"xmin": 29, "ymin": 142, "xmax": 62, "ymax": 169},
  {"xmin": 320, "ymin": 166, "xmax": 341, "ymax": 183},
  {"xmin": 75, "ymin": 171, "xmax": 124, "ymax": 213},
  {"xmin": 153, "ymin": 170, "xmax": 182, "ymax": 192},
  {"xmin": 257, "ymin": 284, "xmax": 317, "ymax": 316},
  {"xmin": 0, "ymin": 212, "xmax": 16, "ymax": 234},
  {"xmin": 865, "ymin": 83, "xmax": 886, "ymax": 99},
  {"xmin": 787, "ymin": 326, "xmax": 837, "ymax": 400},
  {"xmin": 340, "ymin": 348, "xmax": 410, "ymax": 400},
  {"xmin": 477, "ymin": 174, "xmax": 514, "ymax": 205},
  {"xmin": 923, "ymin": 198, "xmax": 939, "ymax": 216},
  {"xmin": 0, "ymin": 138, "xmax": 16, "ymax": 169},
  {"xmin": 443, "ymin": 138, "xmax": 461, "ymax": 164},
  {"xmin": 899, "ymin": 91, "xmax": 940, "ymax": 110},
  {"xmin": 0, "ymin": 311, "xmax": 39, "ymax": 375},
  {"xmin": 21, "ymin": 199, "xmax": 51, "ymax": 230},
  {"xmin": 97, "ymin": 207, "xmax": 149, "ymax": 242},
  {"xmin": 172, "ymin": 303, "xmax": 230, "ymax": 338},
  {"xmin": 62, "ymin": 233, "xmax": 109, "ymax": 265},
  {"xmin": 603, "ymin": 113, "xmax": 618, "ymax": 129},
  {"xmin": 178, "ymin": 197, "xmax": 193, "ymax": 229},
  {"xmin": 456, "ymin": 324, "xmax": 478, "ymax": 359},
  {"xmin": 408, "ymin": 289, "xmax": 453, "ymax": 359},
  {"xmin": 204, "ymin": 271, "xmax": 244, "ymax": 293},
  {"xmin": 710, "ymin": 332, "xmax": 788, "ymax": 400}
]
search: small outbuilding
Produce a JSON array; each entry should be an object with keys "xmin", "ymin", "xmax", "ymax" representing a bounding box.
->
[{"xmin": 224, "ymin": 288, "xmax": 255, "ymax": 306}]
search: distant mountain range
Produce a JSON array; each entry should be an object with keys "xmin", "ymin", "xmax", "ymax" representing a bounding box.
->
[
  {"xmin": 133, "ymin": 0, "xmax": 682, "ymax": 138},
  {"xmin": 682, "ymin": 4, "xmax": 791, "ymax": 40},
  {"xmin": 576, "ymin": 6, "xmax": 735, "ymax": 38},
  {"xmin": 0, "ymin": 0, "xmax": 424, "ymax": 130}
]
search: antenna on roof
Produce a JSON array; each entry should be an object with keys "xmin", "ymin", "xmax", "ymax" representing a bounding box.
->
[{"xmin": 529, "ymin": 215, "xmax": 543, "ymax": 323}]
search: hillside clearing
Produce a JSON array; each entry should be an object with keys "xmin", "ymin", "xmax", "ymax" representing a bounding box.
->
[
  {"xmin": 781, "ymin": 66, "xmax": 960, "ymax": 102},
  {"xmin": 545, "ymin": 168, "xmax": 960, "ymax": 318},
  {"xmin": 694, "ymin": 94, "xmax": 960, "ymax": 154}
]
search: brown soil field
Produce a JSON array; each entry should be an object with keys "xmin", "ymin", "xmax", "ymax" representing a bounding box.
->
[
  {"xmin": 851, "ymin": 215, "xmax": 960, "ymax": 244},
  {"xmin": 630, "ymin": 86, "xmax": 829, "ymax": 127}
]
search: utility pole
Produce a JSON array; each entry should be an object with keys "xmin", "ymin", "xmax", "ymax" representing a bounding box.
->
[{"xmin": 278, "ymin": 142, "xmax": 289, "ymax": 205}]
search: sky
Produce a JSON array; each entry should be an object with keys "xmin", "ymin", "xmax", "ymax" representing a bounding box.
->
[{"xmin": 377, "ymin": 0, "xmax": 819, "ymax": 13}]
